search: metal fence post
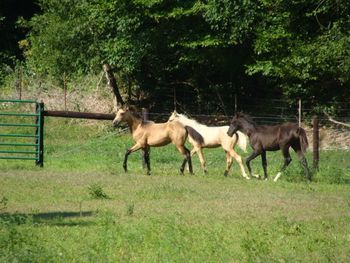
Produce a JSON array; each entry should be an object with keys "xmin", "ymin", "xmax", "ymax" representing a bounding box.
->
[{"xmin": 35, "ymin": 102, "xmax": 44, "ymax": 167}]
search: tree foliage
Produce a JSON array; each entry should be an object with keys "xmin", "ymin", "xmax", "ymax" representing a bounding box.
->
[
  {"xmin": 3, "ymin": 0, "xmax": 350, "ymax": 112},
  {"xmin": 0, "ymin": 0, "xmax": 38, "ymax": 83},
  {"xmin": 248, "ymin": 0, "xmax": 350, "ymax": 107}
]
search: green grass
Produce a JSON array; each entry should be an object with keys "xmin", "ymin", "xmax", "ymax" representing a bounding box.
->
[{"xmin": 1, "ymin": 117, "xmax": 350, "ymax": 262}]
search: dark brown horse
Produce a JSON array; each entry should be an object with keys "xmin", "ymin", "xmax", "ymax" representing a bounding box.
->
[{"xmin": 227, "ymin": 112, "xmax": 311, "ymax": 181}]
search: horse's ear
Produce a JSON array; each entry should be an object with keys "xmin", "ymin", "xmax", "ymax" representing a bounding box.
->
[
  {"xmin": 114, "ymin": 103, "xmax": 123, "ymax": 112},
  {"xmin": 127, "ymin": 105, "xmax": 138, "ymax": 112}
]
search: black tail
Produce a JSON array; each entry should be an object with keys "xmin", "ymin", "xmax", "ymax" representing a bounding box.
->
[
  {"xmin": 297, "ymin": 127, "xmax": 309, "ymax": 153},
  {"xmin": 185, "ymin": 126, "xmax": 204, "ymax": 145}
]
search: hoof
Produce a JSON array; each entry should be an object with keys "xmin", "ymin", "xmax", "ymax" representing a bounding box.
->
[
  {"xmin": 273, "ymin": 172, "xmax": 282, "ymax": 182},
  {"xmin": 223, "ymin": 171, "xmax": 228, "ymax": 177},
  {"xmin": 252, "ymin": 174, "xmax": 260, "ymax": 179}
]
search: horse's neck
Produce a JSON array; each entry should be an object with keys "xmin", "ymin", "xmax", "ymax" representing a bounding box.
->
[
  {"xmin": 127, "ymin": 116, "xmax": 142, "ymax": 133},
  {"xmin": 241, "ymin": 121, "xmax": 256, "ymax": 138}
]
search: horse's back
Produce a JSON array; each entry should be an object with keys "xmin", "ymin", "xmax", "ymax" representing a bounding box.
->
[
  {"xmin": 255, "ymin": 122, "xmax": 301, "ymax": 150},
  {"xmin": 137, "ymin": 122, "xmax": 174, "ymax": 146}
]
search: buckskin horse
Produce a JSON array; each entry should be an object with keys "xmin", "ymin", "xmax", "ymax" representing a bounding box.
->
[
  {"xmin": 113, "ymin": 106, "xmax": 203, "ymax": 175},
  {"xmin": 227, "ymin": 112, "xmax": 311, "ymax": 181}
]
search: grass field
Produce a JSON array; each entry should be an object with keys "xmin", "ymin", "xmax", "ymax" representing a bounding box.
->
[{"xmin": 1, "ymin": 117, "xmax": 350, "ymax": 262}]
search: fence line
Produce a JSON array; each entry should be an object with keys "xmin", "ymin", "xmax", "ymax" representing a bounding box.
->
[{"xmin": 48, "ymin": 128, "xmax": 128, "ymax": 158}]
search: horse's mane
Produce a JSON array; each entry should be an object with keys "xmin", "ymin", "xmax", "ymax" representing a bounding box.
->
[
  {"xmin": 236, "ymin": 112, "xmax": 257, "ymax": 127},
  {"xmin": 177, "ymin": 113, "xmax": 201, "ymax": 126},
  {"xmin": 126, "ymin": 105, "xmax": 142, "ymax": 119}
]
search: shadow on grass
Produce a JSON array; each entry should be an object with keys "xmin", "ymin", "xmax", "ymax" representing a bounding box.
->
[{"xmin": 0, "ymin": 211, "xmax": 96, "ymax": 227}]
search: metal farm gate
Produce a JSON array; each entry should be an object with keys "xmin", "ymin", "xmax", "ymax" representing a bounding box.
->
[{"xmin": 0, "ymin": 99, "xmax": 44, "ymax": 166}]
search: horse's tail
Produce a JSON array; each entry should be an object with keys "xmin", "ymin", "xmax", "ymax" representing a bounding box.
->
[
  {"xmin": 185, "ymin": 126, "xmax": 204, "ymax": 145},
  {"xmin": 235, "ymin": 131, "xmax": 248, "ymax": 153},
  {"xmin": 297, "ymin": 127, "xmax": 309, "ymax": 153}
]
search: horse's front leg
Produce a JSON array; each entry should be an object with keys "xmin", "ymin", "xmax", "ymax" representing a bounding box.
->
[
  {"xmin": 123, "ymin": 143, "xmax": 142, "ymax": 172},
  {"xmin": 246, "ymin": 151, "xmax": 260, "ymax": 179}
]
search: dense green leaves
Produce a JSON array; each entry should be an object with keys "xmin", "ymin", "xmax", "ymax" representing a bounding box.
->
[
  {"xmin": 248, "ymin": 0, "xmax": 350, "ymax": 105},
  {"xmin": 1, "ymin": 0, "xmax": 349, "ymax": 111}
]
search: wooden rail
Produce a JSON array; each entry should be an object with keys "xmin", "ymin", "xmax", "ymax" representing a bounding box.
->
[{"xmin": 44, "ymin": 110, "xmax": 115, "ymax": 120}]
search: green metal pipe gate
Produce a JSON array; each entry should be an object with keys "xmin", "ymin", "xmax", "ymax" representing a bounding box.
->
[{"xmin": 0, "ymin": 99, "xmax": 44, "ymax": 166}]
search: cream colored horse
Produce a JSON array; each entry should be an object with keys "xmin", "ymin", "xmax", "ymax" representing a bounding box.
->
[
  {"xmin": 113, "ymin": 106, "xmax": 202, "ymax": 175},
  {"xmin": 168, "ymin": 111, "xmax": 249, "ymax": 179}
]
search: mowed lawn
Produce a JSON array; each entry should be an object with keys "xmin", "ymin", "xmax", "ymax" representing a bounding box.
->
[{"xmin": 1, "ymin": 118, "xmax": 350, "ymax": 262}]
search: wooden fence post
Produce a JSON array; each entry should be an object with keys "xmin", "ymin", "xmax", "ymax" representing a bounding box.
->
[
  {"xmin": 313, "ymin": 116, "xmax": 319, "ymax": 170},
  {"xmin": 142, "ymin": 108, "xmax": 149, "ymax": 122},
  {"xmin": 141, "ymin": 108, "xmax": 149, "ymax": 169},
  {"xmin": 298, "ymin": 99, "xmax": 301, "ymax": 127}
]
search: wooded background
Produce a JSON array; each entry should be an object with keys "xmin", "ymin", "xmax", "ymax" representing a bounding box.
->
[{"xmin": 1, "ymin": 0, "xmax": 349, "ymax": 115}]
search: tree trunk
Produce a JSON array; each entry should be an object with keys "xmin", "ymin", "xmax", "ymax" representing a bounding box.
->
[{"xmin": 103, "ymin": 63, "xmax": 124, "ymax": 107}]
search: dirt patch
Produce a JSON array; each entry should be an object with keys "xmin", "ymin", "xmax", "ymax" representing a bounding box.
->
[{"xmin": 306, "ymin": 126, "xmax": 350, "ymax": 150}]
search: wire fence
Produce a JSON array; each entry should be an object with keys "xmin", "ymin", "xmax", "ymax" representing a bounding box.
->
[
  {"xmin": 146, "ymin": 103, "xmax": 350, "ymax": 151},
  {"xmin": 2, "ymin": 85, "xmax": 349, "ymax": 151}
]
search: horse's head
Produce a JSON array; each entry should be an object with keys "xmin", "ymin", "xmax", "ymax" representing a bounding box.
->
[
  {"xmin": 113, "ymin": 105, "xmax": 141, "ymax": 127},
  {"xmin": 227, "ymin": 112, "xmax": 244, "ymax": 137},
  {"xmin": 168, "ymin": 110, "xmax": 179, "ymax": 121},
  {"xmin": 113, "ymin": 106, "xmax": 134, "ymax": 127},
  {"xmin": 113, "ymin": 107, "xmax": 127, "ymax": 127},
  {"xmin": 227, "ymin": 112, "xmax": 254, "ymax": 137}
]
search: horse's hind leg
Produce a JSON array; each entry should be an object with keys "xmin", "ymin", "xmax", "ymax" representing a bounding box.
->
[
  {"xmin": 222, "ymin": 143, "xmax": 249, "ymax": 178},
  {"xmin": 274, "ymin": 147, "xmax": 292, "ymax": 182},
  {"xmin": 292, "ymin": 145, "xmax": 311, "ymax": 181},
  {"xmin": 195, "ymin": 147, "xmax": 207, "ymax": 174},
  {"xmin": 224, "ymin": 151, "xmax": 233, "ymax": 177},
  {"xmin": 177, "ymin": 145, "xmax": 193, "ymax": 175},
  {"xmin": 228, "ymin": 149, "xmax": 249, "ymax": 179}
]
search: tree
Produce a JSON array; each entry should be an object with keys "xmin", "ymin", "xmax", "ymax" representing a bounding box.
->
[
  {"xmin": 247, "ymin": 0, "xmax": 350, "ymax": 109},
  {"xmin": 20, "ymin": 0, "xmax": 350, "ymax": 112},
  {"xmin": 0, "ymin": 0, "xmax": 38, "ymax": 83}
]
